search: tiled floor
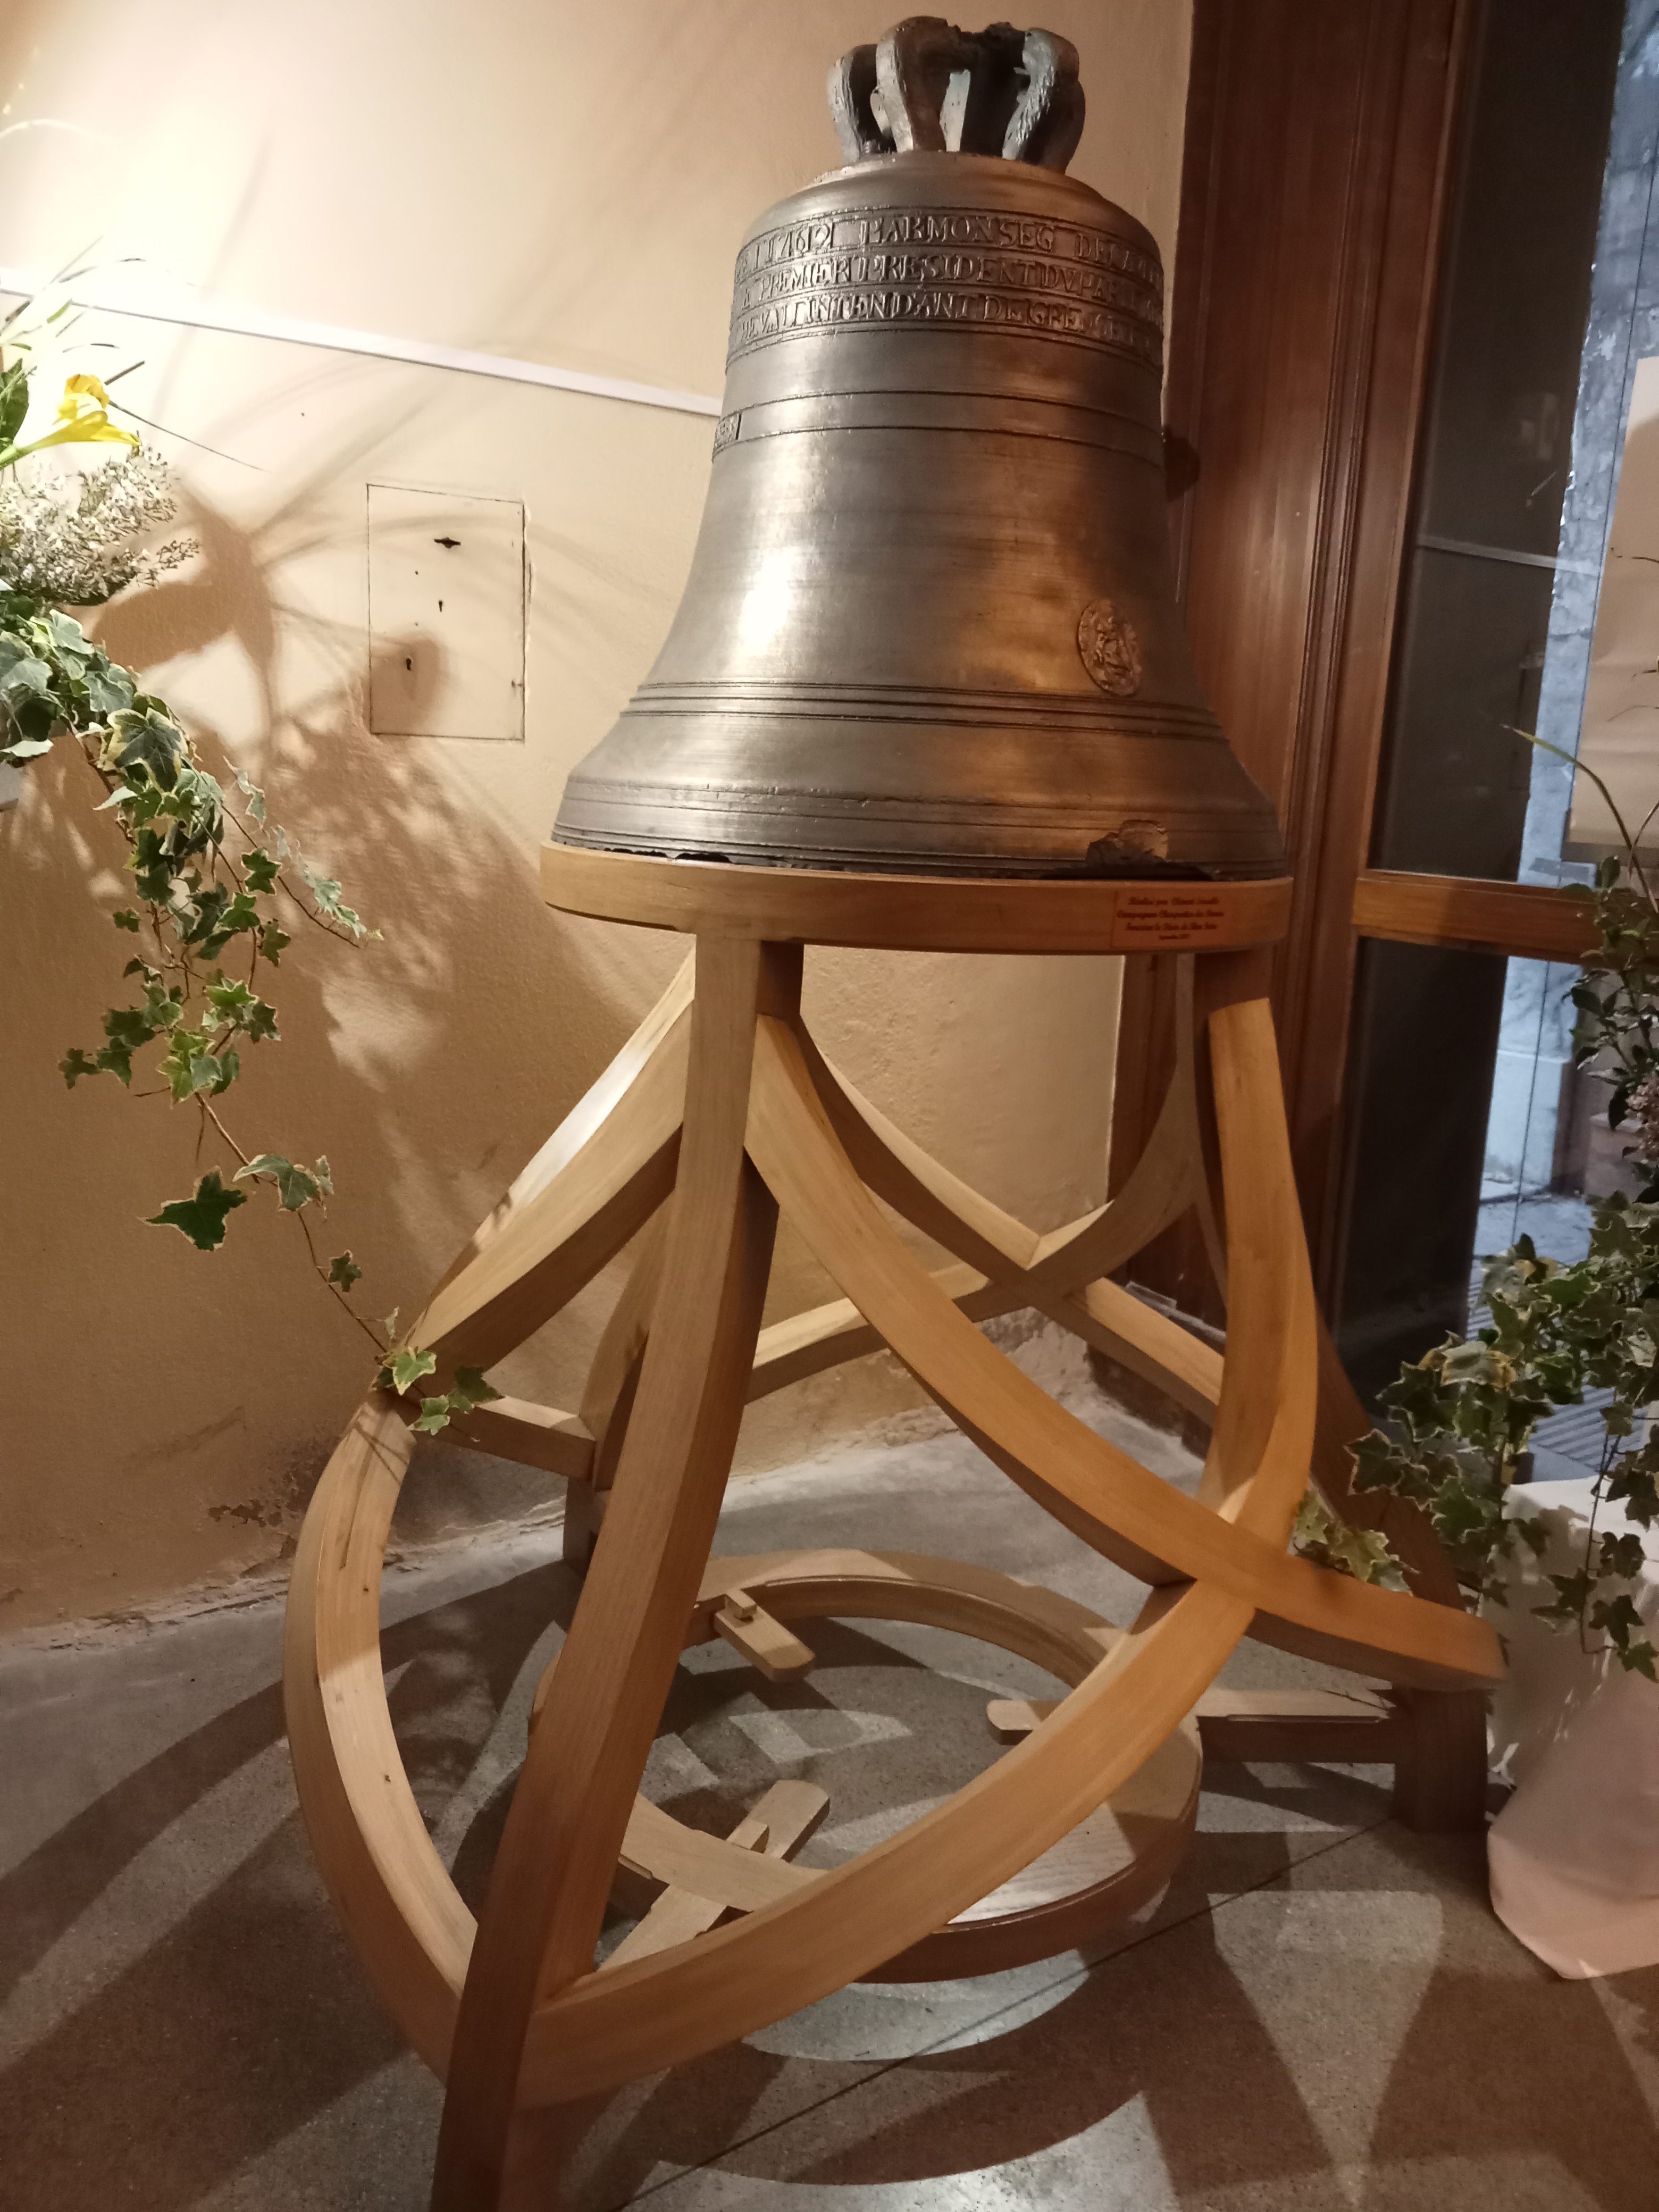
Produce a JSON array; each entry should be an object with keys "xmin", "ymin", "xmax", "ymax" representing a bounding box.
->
[{"xmin": 5, "ymin": 1367, "xmax": 1658, "ymax": 2210}]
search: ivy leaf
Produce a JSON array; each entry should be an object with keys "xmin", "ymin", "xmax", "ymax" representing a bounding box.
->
[
  {"xmin": 234, "ymin": 1152, "xmax": 326, "ymax": 1211},
  {"xmin": 326, "ymin": 1251, "xmax": 362, "ymax": 1292},
  {"xmin": 232, "ymin": 766, "xmax": 267, "ymax": 823},
  {"xmin": 1291, "ymin": 1490, "xmax": 1410, "ymax": 1591},
  {"xmin": 1431, "ymin": 1481, "xmax": 1495, "ymax": 1550},
  {"xmin": 191, "ymin": 889, "xmax": 261, "ymax": 958},
  {"xmin": 148, "ymin": 1170, "xmax": 247, "ymax": 1251},
  {"xmin": 158, "ymin": 1032, "xmax": 210, "ymax": 1100},
  {"xmin": 83, "ymin": 657, "xmax": 135, "ymax": 717},
  {"xmin": 0, "ymin": 732, "xmax": 53, "ymax": 765},
  {"xmin": 242, "ymin": 848, "xmax": 279, "ymax": 894},
  {"xmin": 258, "ymin": 921, "xmax": 290, "ymax": 966},
  {"xmin": 205, "ymin": 976, "xmax": 258, "ymax": 1021},
  {"xmin": 299, "ymin": 857, "xmax": 368, "ymax": 937},
  {"xmin": 103, "ymin": 705, "xmax": 188, "ymax": 791},
  {"xmin": 204, "ymin": 977, "xmax": 277, "ymax": 1042},
  {"xmin": 112, "ymin": 908, "xmax": 141, "ymax": 932},
  {"xmin": 385, "ymin": 1347, "xmax": 437, "ymax": 1394},
  {"xmin": 106, "ymin": 1003, "xmax": 164, "ymax": 1053},
  {"xmin": 61, "ymin": 1047, "xmax": 99, "ymax": 1087},
  {"xmin": 408, "ymin": 1367, "xmax": 502, "ymax": 1436},
  {"xmin": 0, "ymin": 636, "xmax": 55, "ymax": 702}
]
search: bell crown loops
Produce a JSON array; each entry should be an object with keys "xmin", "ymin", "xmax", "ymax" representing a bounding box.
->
[{"xmin": 830, "ymin": 19, "xmax": 1085, "ymax": 171}]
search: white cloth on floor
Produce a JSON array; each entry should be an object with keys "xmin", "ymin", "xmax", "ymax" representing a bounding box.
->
[{"xmin": 1487, "ymin": 1474, "xmax": 1659, "ymax": 1978}]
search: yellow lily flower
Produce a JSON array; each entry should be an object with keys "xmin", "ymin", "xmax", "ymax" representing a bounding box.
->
[{"xmin": 0, "ymin": 372, "xmax": 139, "ymax": 470}]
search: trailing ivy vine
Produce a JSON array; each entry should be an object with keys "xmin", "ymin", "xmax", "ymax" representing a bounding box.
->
[{"xmin": 0, "ymin": 312, "xmax": 493, "ymax": 1430}]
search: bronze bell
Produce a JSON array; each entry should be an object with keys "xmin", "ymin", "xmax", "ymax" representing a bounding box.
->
[{"xmin": 555, "ymin": 19, "xmax": 1285, "ymax": 881}]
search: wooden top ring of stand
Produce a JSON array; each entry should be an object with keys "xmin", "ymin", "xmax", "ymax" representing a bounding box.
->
[
  {"xmin": 542, "ymin": 844, "xmax": 1292, "ymax": 955},
  {"xmin": 530, "ymin": 1548, "xmax": 1202, "ymax": 1983}
]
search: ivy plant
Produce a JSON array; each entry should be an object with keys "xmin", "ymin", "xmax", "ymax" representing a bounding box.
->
[
  {"xmin": 1318, "ymin": 742, "xmax": 1659, "ymax": 1677},
  {"xmin": 1, "ymin": 315, "xmax": 484, "ymax": 1427}
]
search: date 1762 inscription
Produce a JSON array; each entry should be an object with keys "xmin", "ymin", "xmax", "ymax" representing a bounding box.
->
[{"xmin": 728, "ymin": 206, "xmax": 1163, "ymax": 366}]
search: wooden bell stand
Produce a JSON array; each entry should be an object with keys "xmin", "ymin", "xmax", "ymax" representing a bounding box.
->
[{"xmin": 284, "ymin": 847, "xmax": 1503, "ymax": 2210}]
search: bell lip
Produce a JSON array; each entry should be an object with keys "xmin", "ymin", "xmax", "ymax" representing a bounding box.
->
[
  {"xmin": 548, "ymin": 823, "xmax": 1289, "ymax": 884},
  {"xmin": 541, "ymin": 841, "xmax": 1295, "ymax": 953},
  {"xmin": 743, "ymin": 148, "xmax": 1157, "ymax": 261}
]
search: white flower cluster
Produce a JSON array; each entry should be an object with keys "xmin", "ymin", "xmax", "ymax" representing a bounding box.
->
[{"xmin": 0, "ymin": 446, "xmax": 198, "ymax": 607}]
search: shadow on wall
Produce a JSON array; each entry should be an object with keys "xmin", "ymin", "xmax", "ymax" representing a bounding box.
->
[{"xmin": 0, "ymin": 433, "xmax": 673, "ymax": 1619}]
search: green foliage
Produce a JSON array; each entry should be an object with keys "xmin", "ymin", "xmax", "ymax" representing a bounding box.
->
[
  {"xmin": 0, "ymin": 586, "xmax": 370, "ymax": 1168},
  {"xmin": 148, "ymin": 1170, "xmax": 247, "ymax": 1252},
  {"xmin": 0, "ymin": 340, "xmax": 388, "ymax": 1355},
  {"xmin": 1326, "ymin": 811, "xmax": 1659, "ymax": 1679},
  {"xmin": 1291, "ymin": 1493, "xmax": 1410, "ymax": 1592},
  {"xmin": 383, "ymin": 1347, "xmax": 438, "ymax": 1395},
  {"xmin": 235, "ymin": 1153, "xmax": 332, "ymax": 1211},
  {"xmin": 372, "ymin": 1345, "xmax": 504, "ymax": 1436},
  {"xmin": 412, "ymin": 1366, "xmax": 504, "ymax": 1436}
]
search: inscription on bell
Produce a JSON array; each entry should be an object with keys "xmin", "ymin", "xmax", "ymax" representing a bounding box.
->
[
  {"xmin": 1077, "ymin": 598, "xmax": 1143, "ymax": 697},
  {"xmin": 727, "ymin": 203, "xmax": 1163, "ymax": 368}
]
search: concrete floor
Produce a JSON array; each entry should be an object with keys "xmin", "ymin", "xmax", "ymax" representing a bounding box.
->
[{"xmin": 5, "ymin": 1362, "xmax": 1659, "ymax": 2210}]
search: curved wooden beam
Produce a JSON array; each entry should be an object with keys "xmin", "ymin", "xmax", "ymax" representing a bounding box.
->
[
  {"xmin": 414, "ymin": 1009, "xmax": 688, "ymax": 1375},
  {"xmin": 803, "ymin": 1026, "xmax": 1214, "ymax": 1410},
  {"xmin": 516, "ymin": 1580, "xmax": 1249, "ymax": 2104},
  {"xmin": 1199, "ymin": 995, "xmax": 1314, "ymax": 1541},
  {"xmin": 424, "ymin": 954, "xmax": 693, "ymax": 1308},
  {"xmin": 743, "ymin": 1016, "xmax": 1501, "ymax": 1691},
  {"xmin": 284, "ymin": 1395, "xmax": 470, "ymax": 2075},
  {"xmin": 1027, "ymin": 954, "xmax": 1204, "ymax": 1293},
  {"xmin": 431, "ymin": 941, "xmax": 786, "ymax": 2209}
]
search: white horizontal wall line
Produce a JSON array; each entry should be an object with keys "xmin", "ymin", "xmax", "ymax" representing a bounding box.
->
[{"xmin": 0, "ymin": 265, "xmax": 724, "ymax": 419}]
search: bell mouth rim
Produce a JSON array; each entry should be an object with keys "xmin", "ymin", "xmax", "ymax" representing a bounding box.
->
[
  {"xmin": 550, "ymin": 833, "xmax": 1289, "ymax": 884},
  {"xmin": 541, "ymin": 842, "xmax": 1294, "ymax": 953}
]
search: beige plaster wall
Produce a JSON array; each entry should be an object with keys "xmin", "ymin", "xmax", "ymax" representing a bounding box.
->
[{"xmin": 0, "ymin": 0, "xmax": 1192, "ymax": 1630}]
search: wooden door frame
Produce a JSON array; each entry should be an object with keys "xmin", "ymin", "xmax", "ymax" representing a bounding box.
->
[{"xmin": 1111, "ymin": 0, "xmax": 1478, "ymax": 1318}]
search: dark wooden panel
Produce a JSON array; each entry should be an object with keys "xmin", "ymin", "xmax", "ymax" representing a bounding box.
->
[{"xmin": 1113, "ymin": 0, "xmax": 1472, "ymax": 1316}]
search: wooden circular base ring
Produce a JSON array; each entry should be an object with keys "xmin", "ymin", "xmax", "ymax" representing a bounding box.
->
[{"xmin": 531, "ymin": 1548, "xmax": 1202, "ymax": 1982}]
